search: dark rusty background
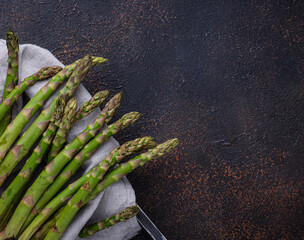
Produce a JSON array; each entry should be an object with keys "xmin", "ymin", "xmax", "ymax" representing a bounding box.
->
[{"xmin": 1, "ymin": 0, "xmax": 304, "ymax": 239}]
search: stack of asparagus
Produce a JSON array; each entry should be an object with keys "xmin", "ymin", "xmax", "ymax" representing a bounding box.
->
[{"xmin": 0, "ymin": 30, "xmax": 178, "ymax": 240}]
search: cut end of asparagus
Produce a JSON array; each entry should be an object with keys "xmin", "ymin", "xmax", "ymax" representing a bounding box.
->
[{"xmin": 92, "ymin": 57, "xmax": 108, "ymax": 66}]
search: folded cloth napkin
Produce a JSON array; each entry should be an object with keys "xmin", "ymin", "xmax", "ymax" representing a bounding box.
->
[{"xmin": 0, "ymin": 40, "xmax": 141, "ymax": 240}]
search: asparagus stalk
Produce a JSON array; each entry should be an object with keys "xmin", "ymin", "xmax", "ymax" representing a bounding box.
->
[
  {"xmin": 0, "ymin": 96, "xmax": 63, "ymax": 231},
  {"xmin": 0, "ymin": 55, "xmax": 106, "ymax": 164},
  {"xmin": 0, "ymin": 196, "xmax": 21, "ymax": 231},
  {"xmin": 19, "ymin": 137, "xmax": 155, "ymax": 240},
  {"xmin": 0, "ymin": 190, "xmax": 24, "ymax": 231},
  {"xmin": 32, "ymin": 204, "xmax": 139, "ymax": 239},
  {"xmin": 47, "ymin": 90, "xmax": 109, "ymax": 163},
  {"xmin": 1, "ymin": 93, "xmax": 121, "ymax": 239},
  {"xmin": 78, "ymin": 206, "xmax": 139, "ymax": 238},
  {"xmin": 22, "ymin": 111, "xmax": 141, "ymax": 231},
  {"xmin": 30, "ymin": 207, "xmax": 64, "ymax": 240},
  {"xmin": 0, "ymin": 62, "xmax": 73, "ymax": 161},
  {"xmin": 45, "ymin": 139, "xmax": 177, "ymax": 240},
  {"xmin": 0, "ymin": 56, "xmax": 95, "ymax": 186},
  {"xmin": 0, "ymin": 95, "xmax": 66, "ymax": 223},
  {"xmin": 31, "ymin": 216, "xmax": 56, "ymax": 240},
  {"xmin": 46, "ymin": 98, "xmax": 78, "ymax": 163},
  {"xmin": 0, "ymin": 30, "xmax": 19, "ymax": 136},
  {"xmin": 86, "ymin": 138, "xmax": 179, "ymax": 203},
  {"xmin": 0, "ymin": 66, "xmax": 62, "ymax": 122},
  {"xmin": 2, "ymin": 30, "xmax": 19, "ymax": 99},
  {"xmin": 45, "ymin": 149, "xmax": 138, "ymax": 239}
]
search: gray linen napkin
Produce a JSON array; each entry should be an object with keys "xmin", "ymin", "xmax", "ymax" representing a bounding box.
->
[{"xmin": 0, "ymin": 40, "xmax": 141, "ymax": 240}]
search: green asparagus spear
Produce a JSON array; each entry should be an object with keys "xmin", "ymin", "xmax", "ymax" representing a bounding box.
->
[
  {"xmin": 73, "ymin": 90, "xmax": 110, "ymax": 123},
  {"xmin": 79, "ymin": 206, "xmax": 139, "ymax": 238},
  {"xmin": 0, "ymin": 95, "xmax": 66, "ymax": 223},
  {"xmin": 46, "ymin": 98, "xmax": 78, "ymax": 163},
  {"xmin": 45, "ymin": 150, "xmax": 133, "ymax": 239},
  {"xmin": 0, "ymin": 66, "xmax": 62, "ymax": 122},
  {"xmin": 45, "ymin": 139, "xmax": 178, "ymax": 240},
  {"xmin": 0, "ymin": 190, "xmax": 24, "ymax": 232},
  {"xmin": 22, "ymin": 111, "xmax": 141, "ymax": 231},
  {"xmin": 30, "ymin": 207, "xmax": 64, "ymax": 240},
  {"xmin": 0, "ymin": 30, "xmax": 19, "ymax": 136},
  {"xmin": 0, "ymin": 60, "xmax": 75, "ymax": 161},
  {"xmin": 86, "ymin": 138, "xmax": 179, "ymax": 203},
  {"xmin": 47, "ymin": 90, "xmax": 109, "ymax": 163},
  {"xmin": 2, "ymin": 30, "xmax": 19, "ymax": 99},
  {"xmin": 0, "ymin": 55, "xmax": 106, "ymax": 163},
  {"xmin": 1, "ymin": 93, "xmax": 121, "ymax": 239},
  {"xmin": 0, "ymin": 56, "xmax": 94, "ymax": 186},
  {"xmin": 19, "ymin": 136, "xmax": 155, "ymax": 240}
]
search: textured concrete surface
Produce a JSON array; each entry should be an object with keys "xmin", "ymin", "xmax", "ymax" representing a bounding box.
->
[{"xmin": 1, "ymin": 1, "xmax": 304, "ymax": 239}]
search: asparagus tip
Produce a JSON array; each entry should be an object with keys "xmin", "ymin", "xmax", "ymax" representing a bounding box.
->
[
  {"xmin": 166, "ymin": 138, "xmax": 179, "ymax": 150},
  {"xmin": 115, "ymin": 91, "xmax": 123, "ymax": 100},
  {"xmin": 121, "ymin": 205, "xmax": 139, "ymax": 218},
  {"xmin": 36, "ymin": 66, "xmax": 63, "ymax": 81},
  {"xmin": 66, "ymin": 97, "xmax": 77, "ymax": 108},
  {"xmin": 140, "ymin": 138, "xmax": 179, "ymax": 166},
  {"xmin": 6, "ymin": 29, "xmax": 17, "ymax": 39},
  {"xmin": 121, "ymin": 112, "xmax": 142, "ymax": 125},
  {"xmin": 92, "ymin": 57, "xmax": 108, "ymax": 66},
  {"xmin": 94, "ymin": 90, "xmax": 109, "ymax": 99},
  {"xmin": 52, "ymin": 94, "xmax": 66, "ymax": 122},
  {"xmin": 103, "ymin": 92, "xmax": 123, "ymax": 123},
  {"xmin": 6, "ymin": 30, "xmax": 18, "ymax": 49}
]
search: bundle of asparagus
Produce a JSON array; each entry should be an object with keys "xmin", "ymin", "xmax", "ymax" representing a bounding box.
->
[{"xmin": 0, "ymin": 30, "xmax": 178, "ymax": 240}]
